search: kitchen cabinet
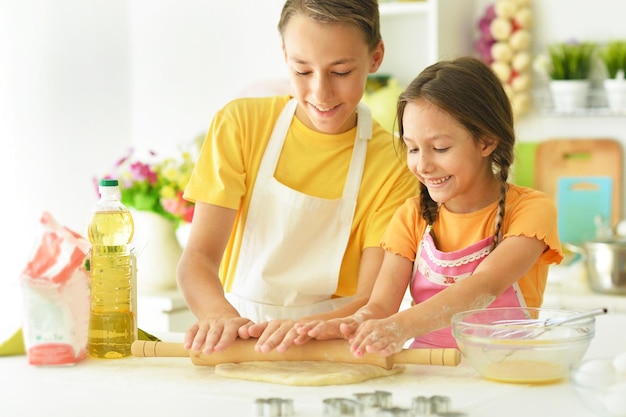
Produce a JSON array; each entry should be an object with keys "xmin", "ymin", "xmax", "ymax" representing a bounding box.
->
[
  {"xmin": 137, "ymin": 291, "xmax": 195, "ymax": 334},
  {"xmin": 378, "ymin": 0, "xmax": 476, "ymax": 88}
]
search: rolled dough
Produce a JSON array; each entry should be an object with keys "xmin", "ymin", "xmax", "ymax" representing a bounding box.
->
[{"xmin": 214, "ymin": 361, "xmax": 404, "ymax": 386}]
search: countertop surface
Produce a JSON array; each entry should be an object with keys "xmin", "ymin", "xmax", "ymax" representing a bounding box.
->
[{"xmin": 2, "ymin": 313, "xmax": 626, "ymax": 417}]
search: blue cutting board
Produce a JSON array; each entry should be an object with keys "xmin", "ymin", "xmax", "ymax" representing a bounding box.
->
[{"xmin": 557, "ymin": 176, "xmax": 613, "ymax": 244}]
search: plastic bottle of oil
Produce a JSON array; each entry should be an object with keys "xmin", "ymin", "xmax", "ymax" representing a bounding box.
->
[{"xmin": 87, "ymin": 178, "xmax": 136, "ymax": 358}]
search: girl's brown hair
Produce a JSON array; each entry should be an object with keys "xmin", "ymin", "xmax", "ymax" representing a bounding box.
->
[
  {"xmin": 277, "ymin": 0, "xmax": 381, "ymax": 52},
  {"xmin": 396, "ymin": 56, "xmax": 515, "ymax": 250}
]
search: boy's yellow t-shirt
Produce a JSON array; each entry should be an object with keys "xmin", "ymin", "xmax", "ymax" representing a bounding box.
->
[{"xmin": 184, "ymin": 95, "xmax": 419, "ymax": 296}]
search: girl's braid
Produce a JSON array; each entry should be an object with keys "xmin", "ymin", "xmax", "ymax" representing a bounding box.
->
[
  {"xmin": 491, "ymin": 166, "xmax": 509, "ymax": 252},
  {"xmin": 419, "ymin": 183, "xmax": 439, "ymax": 225}
]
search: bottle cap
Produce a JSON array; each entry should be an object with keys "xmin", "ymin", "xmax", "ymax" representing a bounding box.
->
[{"xmin": 99, "ymin": 179, "xmax": 119, "ymax": 187}]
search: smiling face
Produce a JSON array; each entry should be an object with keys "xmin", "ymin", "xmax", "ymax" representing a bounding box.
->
[
  {"xmin": 281, "ymin": 14, "xmax": 383, "ymax": 134},
  {"xmin": 402, "ymin": 100, "xmax": 499, "ymax": 213}
]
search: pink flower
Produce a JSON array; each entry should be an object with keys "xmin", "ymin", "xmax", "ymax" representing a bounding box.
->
[
  {"xmin": 182, "ymin": 204, "xmax": 195, "ymax": 223},
  {"xmin": 161, "ymin": 191, "xmax": 195, "ymax": 224},
  {"xmin": 129, "ymin": 161, "xmax": 158, "ymax": 185}
]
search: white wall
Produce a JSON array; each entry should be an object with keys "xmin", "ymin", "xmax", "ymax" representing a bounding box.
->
[
  {"xmin": 0, "ymin": 0, "xmax": 288, "ymax": 291},
  {"xmin": 0, "ymin": 0, "xmax": 130, "ymax": 288},
  {"xmin": 0, "ymin": 0, "xmax": 131, "ymax": 336},
  {"xmin": 128, "ymin": 0, "xmax": 287, "ymax": 155}
]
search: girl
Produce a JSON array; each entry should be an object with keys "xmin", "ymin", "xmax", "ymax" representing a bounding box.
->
[
  {"xmin": 299, "ymin": 56, "xmax": 563, "ymax": 355},
  {"xmin": 177, "ymin": 0, "xmax": 418, "ymax": 355}
]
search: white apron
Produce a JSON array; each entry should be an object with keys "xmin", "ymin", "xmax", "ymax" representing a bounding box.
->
[{"xmin": 226, "ymin": 98, "xmax": 372, "ymax": 322}]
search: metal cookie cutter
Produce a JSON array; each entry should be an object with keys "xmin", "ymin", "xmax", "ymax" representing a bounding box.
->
[
  {"xmin": 411, "ymin": 395, "xmax": 451, "ymax": 416},
  {"xmin": 254, "ymin": 397, "xmax": 294, "ymax": 417},
  {"xmin": 322, "ymin": 397, "xmax": 364, "ymax": 416},
  {"xmin": 353, "ymin": 390, "xmax": 392, "ymax": 409},
  {"xmin": 376, "ymin": 406, "xmax": 413, "ymax": 416}
]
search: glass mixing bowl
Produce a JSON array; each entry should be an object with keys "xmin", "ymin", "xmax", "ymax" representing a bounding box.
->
[{"xmin": 451, "ymin": 307, "xmax": 596, "ymax": 384}]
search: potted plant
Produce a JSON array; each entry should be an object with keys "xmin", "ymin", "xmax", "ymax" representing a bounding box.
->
[
  {"xmin": 599, "ymin": 40, "xmax": 626, "ymax": 112},
  {"xmin": 545, "ymin": 41, "xmax": 596, "ymax": 113}
]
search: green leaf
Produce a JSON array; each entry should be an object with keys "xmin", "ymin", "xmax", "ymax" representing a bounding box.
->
[
  {"xmin": 132, "ymin": 193, "xmax": 160, "ymax": 211},
  {"xmin": 547, "ymin": 42, "xmax": 596, "ymax": 80},
  {"xmin": 600, "ymin": 41, "xmax": 626, "ymax": 79}
]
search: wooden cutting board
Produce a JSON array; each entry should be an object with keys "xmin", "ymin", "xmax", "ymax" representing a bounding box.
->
[{"xmin": 534, "ymin": 138, "xmax": 623, "ymax": 228}]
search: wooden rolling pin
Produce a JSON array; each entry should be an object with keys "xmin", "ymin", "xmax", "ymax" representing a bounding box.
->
[{"xmin": 131, "ymin": 339, "xmax": 461, "ymax": 369}]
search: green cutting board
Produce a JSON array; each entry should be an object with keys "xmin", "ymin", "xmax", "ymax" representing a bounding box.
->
[
  {"xmin": 557, "ymin": 176, "xmax": 613, "ymax": 244},
  {"xmin": 513, "ymin": 141, "xmax": 539, "ymax": 188}
]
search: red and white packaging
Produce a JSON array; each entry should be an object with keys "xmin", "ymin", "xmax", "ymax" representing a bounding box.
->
[{"xmin": 20, "ymin": 212, "xmax": 90, "ymax": 366}]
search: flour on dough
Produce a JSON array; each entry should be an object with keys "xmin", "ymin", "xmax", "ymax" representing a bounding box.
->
[{"xmin": 214, "ymin": 361, "xmax": 404, "ymax": 386}]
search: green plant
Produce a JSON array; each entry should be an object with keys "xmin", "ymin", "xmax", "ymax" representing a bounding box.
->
[
  {"xmin": 547, "ymin": 41, "xmax": 596, "ymax": 80},
  {"xmin": 96, "ymin": 134, "xmax": 204, "ymax": 226},
  {"xmin": 600, "ymin": 40, "xmax": 626, "ymax": 79}
]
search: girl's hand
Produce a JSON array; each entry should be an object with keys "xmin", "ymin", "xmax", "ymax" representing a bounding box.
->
[
  {"xmin": 184, "ymin": 316, "xmax": 254, "ymax": 354},
  {"xmin": 244, "ymin": 320, "xmax": 308, "ymax": 353},
  {"xmin": 349, "ymin": 317, "xmax": 410, "ymax": 357},
  {"xmin": 296, "ymin": 317, "xmax": 361, "ymax": 341}
]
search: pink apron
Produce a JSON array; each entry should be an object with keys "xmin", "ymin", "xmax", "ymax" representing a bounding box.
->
[{"xmin": 409, "ymin": 225, "xmax": 526, "ymax": 348}]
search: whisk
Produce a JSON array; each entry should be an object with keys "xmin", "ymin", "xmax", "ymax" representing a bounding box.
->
[{"xmin": 490, "ymin": 307, "xmax": 608, "ymax": 339}]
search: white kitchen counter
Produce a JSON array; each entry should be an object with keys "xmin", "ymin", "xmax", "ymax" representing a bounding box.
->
[{"xmin": 1, "ymin": 313, "xmax": 625, "ymax": 417}]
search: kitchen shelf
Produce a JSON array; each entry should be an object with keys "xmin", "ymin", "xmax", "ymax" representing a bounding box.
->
[
  {"xmin": 534, "ymin": 87, "xmax": 626, "ymax": 117},
  {"xmin": 377, "ymin": 0, "xmax": 473, "ymax": 88},
  {"xmin": 538, "ymin": 108, "xmax": 626, "ymax": 117}
]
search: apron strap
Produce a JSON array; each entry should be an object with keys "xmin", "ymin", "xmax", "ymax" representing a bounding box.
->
[
  {"xmin": 340, "ymin": 102, "xmax": 371, "ymax": 223},
  {"xmin": 256, "ymin": 98, "xmax": 298, "ymax": 180}
]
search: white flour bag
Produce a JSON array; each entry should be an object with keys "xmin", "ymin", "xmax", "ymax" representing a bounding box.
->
[{"xmin": 20, "ymin": 212, "xmax": 90, "ymax": 365}]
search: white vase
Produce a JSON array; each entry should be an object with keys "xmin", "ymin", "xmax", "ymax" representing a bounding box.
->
[
  {"xmin": 604, "ymin": 78, "xmax": 626, "ymax": 113},
  {"xmin": 549, "ymin": 80, "xmax": 590, "ymax": 114},
  {"xmin": 175, "ymin": 222, "xmax": 192, "ymax": 249},
  {"xmin": 130, "ymin": 209, "xmax": 182, "ymax": 294}
]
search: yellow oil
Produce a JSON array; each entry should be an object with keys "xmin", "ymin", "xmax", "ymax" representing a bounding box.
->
[
  {"xmin": 88, "ymin": 210, "xmax": 135, "ymax": 359},
  {"xmin": 483, "ymin": 360, "xmax": 564, "ymax": 384}
]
